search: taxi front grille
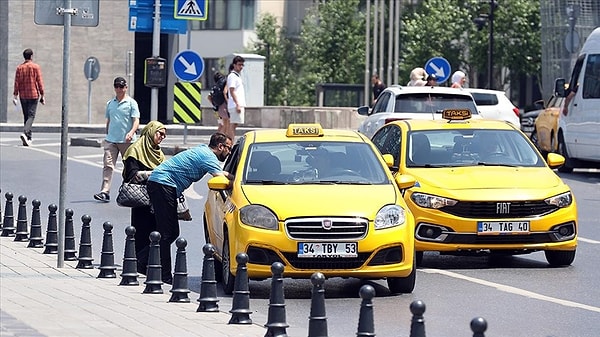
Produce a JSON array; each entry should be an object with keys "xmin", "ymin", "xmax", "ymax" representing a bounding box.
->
[
  {"xmin": 441, "ymin": 201, "xmax": 557, "ymax": 218},
  {"xmin": 282, "ymin": 252, "xmax": 371, "ymax": 269},
  {"xmin": 285, "ymin": 217, "xmax": 368, "ymax": 240}
]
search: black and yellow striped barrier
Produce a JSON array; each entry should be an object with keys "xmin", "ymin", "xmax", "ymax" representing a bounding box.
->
[{"xmin": 173, "ymin": 82, "xmax": 202, "ymax": 124}]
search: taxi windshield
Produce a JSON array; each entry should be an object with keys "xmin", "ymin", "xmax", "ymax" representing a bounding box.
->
[
  {"xmin": 244, "ymin": 142, "xmax": 390, "ymax": 184},
  {"xmin": 406, "ymin": 129, "xmax": 545, "ymax": 168}
]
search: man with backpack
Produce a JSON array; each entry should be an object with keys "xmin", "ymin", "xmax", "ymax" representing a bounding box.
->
[{"xmin": 208, "ymin": 72, "xmax": 228, "ymax": 134}]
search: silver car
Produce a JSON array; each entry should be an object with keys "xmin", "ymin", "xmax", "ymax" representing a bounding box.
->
[{"xmin": 357, "ymin": 86, "xmax": 480, "ymax": 138}]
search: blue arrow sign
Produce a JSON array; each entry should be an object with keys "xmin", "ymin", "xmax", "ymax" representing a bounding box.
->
[
  {"xmin": 173, "ymin": 50, "xmax": 204, "ymax": 82},
  {"xmin": 424, "ymin": 57, "xmax": 451, "ymax": 84}
]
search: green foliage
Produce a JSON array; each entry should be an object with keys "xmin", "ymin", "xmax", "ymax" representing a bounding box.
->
[{"xmin": 250, "ymin": 0, "xmax": 540, "ymax": 105}]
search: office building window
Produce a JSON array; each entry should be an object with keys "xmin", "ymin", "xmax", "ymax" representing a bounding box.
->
[{"xmin": 190, "ymin": 0, "xmax": 255, "ymax": 30}]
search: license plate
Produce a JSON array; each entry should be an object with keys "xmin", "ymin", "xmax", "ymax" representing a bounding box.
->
[
  {"xmin": 297, "ymin": 242, "xmax": 357, "ymax": 258},
  {"xmin": 477, "ymin": 221, "xmax": 530, "ymax": 235}
]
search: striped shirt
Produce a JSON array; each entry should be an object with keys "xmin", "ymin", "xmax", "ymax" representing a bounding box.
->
[{"xmin": 13, "ymin": 60, "xmax": 44, "ymax": 99}]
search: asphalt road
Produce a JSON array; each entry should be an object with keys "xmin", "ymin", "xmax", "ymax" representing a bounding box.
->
[{"xmin": 1, "ymin": 131, "xmax": 599, "ymax": 337}]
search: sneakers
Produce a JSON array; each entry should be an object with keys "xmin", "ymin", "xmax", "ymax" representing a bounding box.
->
[
  {"xmin": 93, "ymin": 192, "xmax": 110, "ymax": 202},
  {"xmin": 20, "ymin": 134, "xmax": 31, "ymax": 146}
]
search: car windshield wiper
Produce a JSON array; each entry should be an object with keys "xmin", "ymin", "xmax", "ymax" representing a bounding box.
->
[
  {"xmin": 315, "ymin": 180, "xmax": 373, "ymax": 185},
  {"xmin": 245, "ymin": 180, "xmax": 287, "ymax": 185},
  {"xmin": 476, "ymin": 162, "xmax": 518, "ymax": 167}
]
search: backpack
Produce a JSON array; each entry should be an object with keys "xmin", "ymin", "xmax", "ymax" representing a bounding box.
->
[{"xmin": 210, "ymin": 77, "xmax": 227, "ymax": 106}]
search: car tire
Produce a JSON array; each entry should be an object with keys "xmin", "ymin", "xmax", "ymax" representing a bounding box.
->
[
  {"xmin": 557, "ymin": 133, "xmax": 574, "ymax": 173},
  {"xmin": 221, "ymin": 234, "xmax": 236, "ymax": 295},
  {"xmin": 415, "ymin": 251, "xmax": 424, "ymax": 266},
  {"xmin": 544, "ymin": 249, "xmax": 576, "ymax": 267},
  {"xmin": 387, "ymin": 255, "xmax": 416, "ymax": 294}
]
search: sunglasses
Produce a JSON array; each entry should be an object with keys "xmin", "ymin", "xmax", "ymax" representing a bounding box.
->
[{"xmin": 157, "ymin": 130, "xmax": 166, "ymax": 138}]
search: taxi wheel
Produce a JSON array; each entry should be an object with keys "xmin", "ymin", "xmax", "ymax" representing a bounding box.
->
[
  {"xmin": 387, "ymin": 256, "xmax": 416, "ymax": 294},
  {"xmin": 557, "ymin": 133, "xmax": 574, "ymax": 173},
  {"xmin": 221, "ymin": 234, "xmax": 236, "ymax": 295},
  {"xmin": 544, "ymin": 249, "xmax": 576, "ymax": 267}
]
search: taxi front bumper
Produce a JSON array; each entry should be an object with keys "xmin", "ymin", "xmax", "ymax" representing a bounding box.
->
[{"xmin": 227, "ymin": 222, "xmax": 415, "ymax": 280}]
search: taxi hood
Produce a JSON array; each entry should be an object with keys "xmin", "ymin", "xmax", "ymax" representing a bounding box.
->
[
  {"xmin": 241, "ymin": 184, "xmax": 399, "ymax": 219},
  {"xmin": 411, "ymin": 166, "xmax": 564, "ymax": 190}
]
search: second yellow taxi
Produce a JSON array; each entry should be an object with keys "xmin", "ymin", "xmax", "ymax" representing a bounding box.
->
[
  {"xmin": 370, "ymin": 110, "xmax": 577, "ymax": 266},
  {"xmin": 204, "ymin": 124, "xmax": 416, "ymax": 294}
]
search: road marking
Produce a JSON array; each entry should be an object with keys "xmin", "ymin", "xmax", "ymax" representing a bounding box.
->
[
  {"xmin": 73, "ymin": 154, "xmax": 103, "ymax": 159},
  {"xmin": 579, "ymin": 237, "xmax": 600, "ymax": 244},
  {"xmin": 420, "ymin": 268, "xmax": 600, "ymax": 313}
]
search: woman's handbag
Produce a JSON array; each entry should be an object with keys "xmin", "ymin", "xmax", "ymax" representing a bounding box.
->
[{"xmin": 116, "ymin": 182, "xmax": 151, "ymax": 208}]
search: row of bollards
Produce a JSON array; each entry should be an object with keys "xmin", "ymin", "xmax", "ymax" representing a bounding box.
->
[{"xmin": 2, "ymin": 191, "xmax": 489, "ymax": 336}]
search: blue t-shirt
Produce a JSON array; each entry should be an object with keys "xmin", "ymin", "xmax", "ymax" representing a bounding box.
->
[
  {"xmin": 148, "ymin": 144, "xmax": 222, "ymax": 197},
  {"xmin": 105, "ymin": 96, "xmax": 140, "ymax": 143}
]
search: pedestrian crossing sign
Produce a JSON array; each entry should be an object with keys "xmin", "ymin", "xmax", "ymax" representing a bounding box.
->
[{"xmin": 174, "ymin": 0, "xmax": 208, "ymax": 21}]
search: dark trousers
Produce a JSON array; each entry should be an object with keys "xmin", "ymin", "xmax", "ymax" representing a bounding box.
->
[
  {"xmin": 146, "ymin": 180, "xmax": 179, "ymax": 283},
  {"xmin": 20, "ymin": 98, "xmax": 38, "ymax": 139},
  {"xmin": 131, "ymin": 205, "xmax": 156, "ymax": 274}
]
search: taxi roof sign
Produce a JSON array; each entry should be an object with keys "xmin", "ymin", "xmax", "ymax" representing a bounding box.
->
[
  {"xmin": 442, "ymin": 109, "xmax": 472, "ymax": 121},
  {"xmin": 286, "ymin": 124, "xmax": 324, "ymax": 137}
]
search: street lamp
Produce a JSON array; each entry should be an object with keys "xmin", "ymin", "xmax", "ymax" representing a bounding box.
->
[{"xmin": 473, "ymin": 0, "xmax": 497, "ymax": 89}]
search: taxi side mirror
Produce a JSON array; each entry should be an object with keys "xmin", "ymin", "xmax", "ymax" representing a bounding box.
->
[
  {"xmin": 382, "ymin": 153, "xmax": 395, "ymax": 168},
  {"xmin": 554, "ymin": 78, "xmax": 567, "ymax": 97},
  {"xmin": 546, "ymin": 153, "xmax": 565, "ymax": 169},
  {"xmin": 395, "ymin": 174, "xmax": 416, "ymax": 190},
  {"xmin": 207, "ymin": 175, "xmax": 230, "ymax": 190},
  {"xmin": 357, "ymin": 106, "xmax": 370, "ymax": 116}
]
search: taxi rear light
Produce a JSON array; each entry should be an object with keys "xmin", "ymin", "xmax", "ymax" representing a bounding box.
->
[{"xmin": 513, "ymin": 107, "xmax": 520, "ymax": 117}]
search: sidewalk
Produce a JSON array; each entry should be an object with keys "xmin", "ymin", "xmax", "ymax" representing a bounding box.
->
[{"xmin": 0, "ymin": 237, "xmax": 267, "ymax": 337}]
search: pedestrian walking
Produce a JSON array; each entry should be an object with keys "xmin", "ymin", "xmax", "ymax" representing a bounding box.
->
[
  {"xmin": 227, "ymin": 56, "xmax": 246, "ymax": 141},
  {"xmin": 208, "ymin": 71, "xmax": 229, "ymax": 134},
  {"xmin": 94, "ymin": 77, "xmax": 140, "ymax": 203},
  {"xmin": 371, "ymin": 74, "xmax": 386, "ymax": 105},
  {"xmin": 13, "ymin": 48, "xmax": 45, "ymax": 146},
  {"xmin": 146, "ymin": 132, "xmax": 234, "ymax": 284},
  {"xmin": 121, "ymin": 121, "xmax": 167, "ymax": 274}
]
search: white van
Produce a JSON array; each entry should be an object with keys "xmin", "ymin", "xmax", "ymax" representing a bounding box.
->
[{"xmin": 555, "ymin": 27, "xmax": 600, "ymax": 173}]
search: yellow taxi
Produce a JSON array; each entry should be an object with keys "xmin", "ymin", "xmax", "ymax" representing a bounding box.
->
[
  {"xmin": 530, "ymin": 92, "xmax": 565, "ymax": 155},
  {"xmin": 204, "ymin": 124, "xmax": 417, "ymax": 294},
  {"xmin": 370, "ymin": 109, "xmax": 578, "ymax": 266}
]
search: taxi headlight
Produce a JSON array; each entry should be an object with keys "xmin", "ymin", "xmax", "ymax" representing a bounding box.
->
[
  {"xmin": 545, "ymin": 192, "xmax": 572, "ymax": 208},
  {"xmin": 374, "ymin": 205, "xmax": 406, "ymax": 230},
  {"xmin": 239, "ymin": 205, "xmax": 279, "ymax": 230},
  {"xmin": 411, "ymin": 192, "xmax": 458, "ymax": 209}
]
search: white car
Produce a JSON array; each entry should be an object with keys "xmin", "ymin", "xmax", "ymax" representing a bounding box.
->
[
  {"xmin": 466, "ymin": 88, "xmax": 520, "ymax": 127},
  {"xmin": 357, "ymin": 86, "xmax": 480, "ymax": 138}
]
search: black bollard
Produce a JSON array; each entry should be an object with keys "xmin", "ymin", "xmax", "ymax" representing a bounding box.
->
[
  {"xmin": 119, "ymin": 226, "xmax": 139, "ymax": 286},
  {"xmin": 76, "ymin": 215, "xmax": 94, "ymax": 269},
  {"xmin": 14, "ymin": 195, "xmax": 29, "ymax": 242},
  {"xmin": 27, "ymin": 199, "xmax": 44, "ymax": 248},
  {"xmin": 1, "ymin": 192, "xmax": 15, "ymax": 237},
  {"xmin": 43, "ymin": 204, "xmax": 58, "ymax": 254},
  {"xmin": 409, "ymin": 300, "xmax": 426, "ymax": 337},
  {"xmin": 97, "ymin": 221, "xmax": 117, "ymax": 278},
  {"xmin": 308, "ymin": 272, "xmax": 328, "ymax": 337},
  {"xmin": 356, "ymin": 285, "xmax": 376, "ymax": 337},
  {"xmin": 143, "ymin": 231, "xmax": 163, "ymax": 294},
  {"xmin": 169, "ymin": 237, "xmax": 191, "ymax": 302},
  {"xmin": 63, "ymin": 209, "xmax": 78, "ymax": 261},
  {"xmin": 228, "ymin": 253, "xmax": 252, "ymax": 324},
  {"xmin": 470, "ymin": 317, "xmax": 487, "ymax": 337},
  {"xmin": 197, "ymin": 243, "xmax": 219, "ymax": 312},
  {"xmin": 264, "ymin": 262, "xmax": 288, "ymax": 337}
]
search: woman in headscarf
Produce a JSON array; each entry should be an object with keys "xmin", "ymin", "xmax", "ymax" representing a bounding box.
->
[
  {"xmin": 407, "ymin": 67, "xmax": 427, "ymax": 86},
  {"xmin": 122, "ymin": 121, "xmax": 167, "ymax": 275},
  {"xmin": 451, "ymin": 70, "xmax": 467, "ymax": 88}
]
